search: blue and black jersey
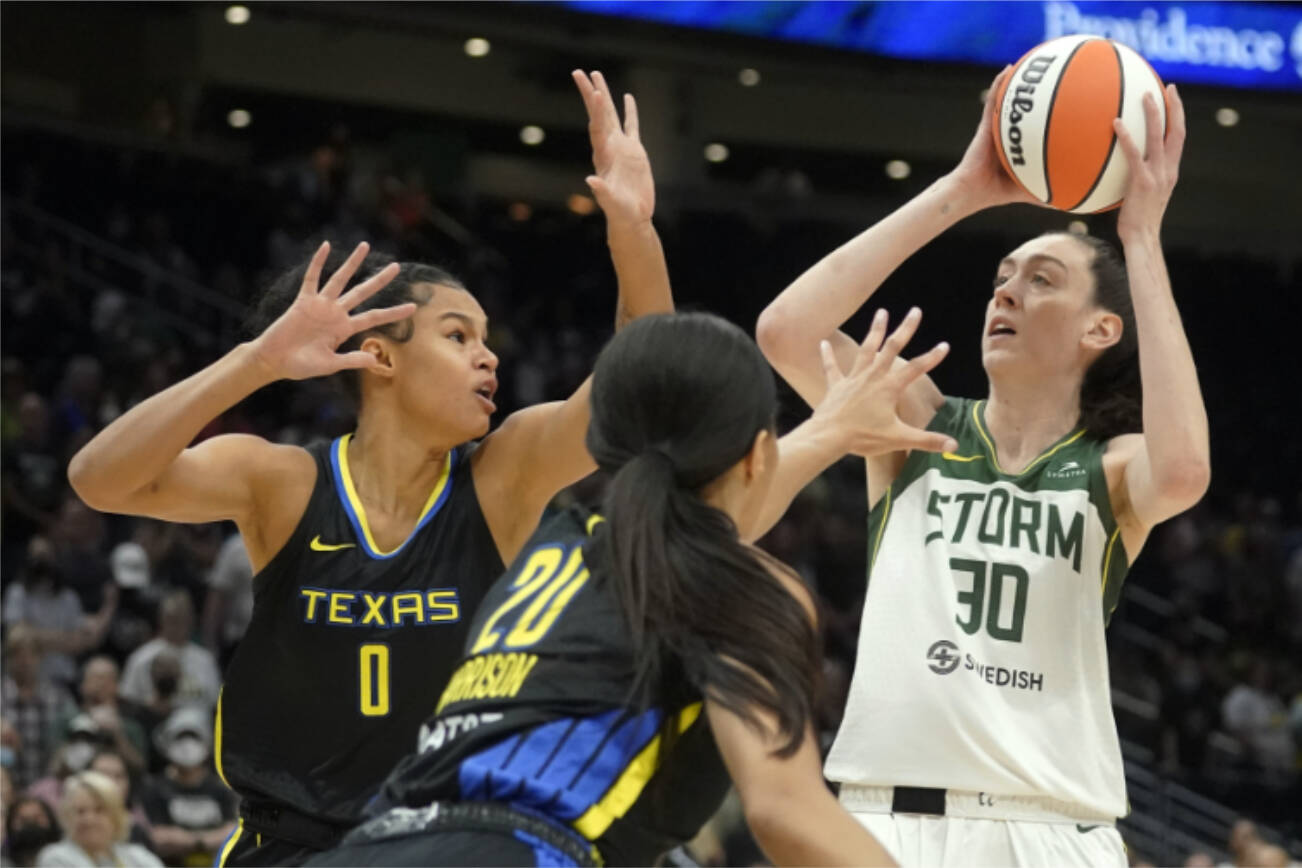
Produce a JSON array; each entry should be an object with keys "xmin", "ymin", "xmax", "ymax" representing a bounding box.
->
[
  {"xmin": 216, "ymin": 436, "xmax": 504, "ymax": 827},
  {"xmin": 375, "ymin": 506, "xmax": 731, "ymax": 866}
]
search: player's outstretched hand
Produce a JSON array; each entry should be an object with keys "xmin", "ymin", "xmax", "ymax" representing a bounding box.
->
[
  {"xmin": 252, "ymin": 241, "xmax": 415, "ymax": 381},
  {"xmin": 813, "ymin": 307, "xmax": 958, "ymax": 458},
  {"xmin": 949, "ymin": 66, "xmax": 1043, "ymax": 211},
  {"xmin": 572, "ymin": 69, "xmax": 655, "ymax": 228},
  {"xmin": 1114, "ymin": 84, "xmax": 1184, "ymax": 241}
]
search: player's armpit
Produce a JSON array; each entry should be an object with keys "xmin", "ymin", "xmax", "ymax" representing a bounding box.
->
[
  {"xmin": 472, "ymin": 380, "xmax": 599, "ymax": 563},
  {"xmin": 705, "ymin": 698, "xmax": 895, "ymax": 868}
]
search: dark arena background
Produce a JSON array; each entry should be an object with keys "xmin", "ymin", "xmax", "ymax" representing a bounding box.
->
[{"xmin": 2, "ymin": 3, "xmax": 1300, "ymax": 866}]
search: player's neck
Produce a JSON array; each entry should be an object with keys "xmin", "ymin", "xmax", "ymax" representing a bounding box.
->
[
  {"xmin": 347, "ymin": 419, "xmax": 454, "ymax": 519},
  {"xmin": 983, "ymin": 379, "xmax": 1082, "ymax": 472}
]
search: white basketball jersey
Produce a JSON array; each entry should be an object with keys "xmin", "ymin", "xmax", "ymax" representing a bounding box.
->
[{"xmin": 825, "ymin": 398, "xmax": 1130, "ymax": 820}]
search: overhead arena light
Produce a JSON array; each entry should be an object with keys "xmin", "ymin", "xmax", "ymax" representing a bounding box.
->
[
  {"xmin": 1215, "ymin": 107, "xmax": 1240, "ymax": 127},
  {"xmin": 567, "ymin": 194, "xmax": 597, "ymax": 216},
  {"xmin": 519, "ymin": 125, "xmax": 545, "ymax": 146},
  {"xmin": 738, "ymin": 68, "xmax": 761, "ymax": 87},
  {"xmin": 1067, "ymin": 220, "xmax": 1089, "ymax": 235},
  {"xmin": 703, "ymin": 142, "xmax": 730, "ymax": 163},
  {"xmin": 885, "ymin": 159, "xmax": 911, "ymax": 180},
  {"xmin": 464, "ymin": 38, "xmax": 491, "ymax": 58},
  {"xmin": 225, "ymin": 5, "xmax": 250, "ymax": 25},
  {"xmin": 227, "ymin": 109, "xmax": 252, "ymax": 129}
]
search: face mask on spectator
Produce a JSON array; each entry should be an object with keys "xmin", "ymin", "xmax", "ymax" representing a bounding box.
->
[
  {"xmin": 7, "ymin": 821, "xmax": 59, "ymax": 857},
  {"xmin": 167, "ymin": 734, "xmax": 207, "ymax": 768},
  {"xmin": 63, "ymin": 740, "xmax": 97, "ymax": 772}
]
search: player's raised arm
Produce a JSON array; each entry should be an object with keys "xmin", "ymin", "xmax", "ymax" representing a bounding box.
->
[
  {"xmin": 756, "ymin": 66, "xmax": 1037, "ymax": 412},
  {"xmin": 741, "ymin": 308, "xmax": 956, "ymax": 542},
  {"xmin": 472, "ymin": 70, "xmax": 675, "ymax": 563},
  {"xmin": 67, "ymin": 243, "xmax": 410, "ymax": 530},
  {"xmin": 1108, "ymin": 86, "xmax": 1210, "ymax": 536}
]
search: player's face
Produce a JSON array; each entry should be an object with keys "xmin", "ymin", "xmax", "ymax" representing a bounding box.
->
[
  {"xmin": 981, "ymin": 235, "xmax": 1101, "ymax": 381},
  {"xmin": 394, "ymin": 284, "xmax": 499, "ymax": 440}
]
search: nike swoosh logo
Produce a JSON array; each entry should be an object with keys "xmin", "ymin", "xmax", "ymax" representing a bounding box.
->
[
  {"xmin": 310, "ymin": 535, "xmax": 355, "ymax": 552},
  {"xmin": 1076, "ymin": 824, "xmax": 1104, "ymax": 834}
]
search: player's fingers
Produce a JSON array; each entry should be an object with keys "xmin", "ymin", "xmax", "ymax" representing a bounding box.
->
[
  {"xmin": 1141, "ymin": 92, "xmax": 1162, "ymax": 162},
  {"xmin": 819, "ymin": 340, "xmax": 844, "ymax": 386},
  {"xmin": 299, "ymin": 241, "xmax": 330, "ymax": 298},
  {"xmin": 623, "ymin": 93, "xmax": 640, "ymax": 139},
  {"xmin": 322, "ymin": 241, "xmax": 370, "ymax": 300},
  {"xmin": 897, "ymin": 425, "xmax": 960, "ymax": 455},
  {"xmin": 1165, "ymin": 83, "xmax": 1186, "ymax": 167},
  {"xmin": 339, "ymin": 262, "xmax": 401, "ymax": 311},
  {"xmin": 853, "ymin": 309, "xmax": 889, "ymax": 373},
  {"xmin": 572, "ymin": 69, "xmax": 598, "ymax": 119},
  {"xmin": 347, "ymin": 302, "xmax": 417, "ymax": 335},
  {"xmin": 1112, "ymin": 118, "xmax": 1143, "ymax": 173},
  {"xmin": 980, "ymin": 65, "xmax": 1010, "ymax": 126},
  {"xmin": 894, "ymin": 341, "xmax": 951, "ymax": 389},
  {"xmin": 591, "ymin": 71, "xmax": 622, "ymax": 130},
  {"xmin": 335, "ymin": 350, "xmax": 382, "ymax": 372},
  {"xmin": 873, "ymin": 306, "xmax": 922, "ymax": 373}
]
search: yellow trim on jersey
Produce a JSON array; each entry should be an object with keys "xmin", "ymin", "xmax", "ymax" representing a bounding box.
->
[
  {"xmin": 870, "ymin": 486, "xmax": 893, "ymax": 568},
  {"xmin": 941, "ymin": 452, "xmax": 984, "ymax": 463},
  {"xmin": 214, "ymin": 688, "xmax": 232, "ymax": 790},
  {"xmin": 585, "ymin": 513, "xmax": 606, "ymax": 534},
  {"xmin": 216, "ymin": 818, "xmax": 244, "ymax": 867},
  {"xmin": 337, "ymin": 433, "xmax": 452, "ymax": 556},
  {"xmin": 971, "ymin": 401, "xmax": 1086, "ymax": 476},
  {"xmin": 572, "ymin": 702, "xmax": 703, "ymax": 841},
  {"xmin": 1100, "ymin": 526, "xmax": 1122, "ymax": 595}
]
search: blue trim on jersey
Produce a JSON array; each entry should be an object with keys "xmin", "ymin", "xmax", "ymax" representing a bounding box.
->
[
  {"xmin": 457, "ymin": 708, "xmax": 663, "ymax": 824},
  {"xmin": 512, "ymin": 828, "xmax": 580, "ymax": 867},
  {"xmin": 329, "ymin": 436, "xmax": 458, "ymax": 560}
]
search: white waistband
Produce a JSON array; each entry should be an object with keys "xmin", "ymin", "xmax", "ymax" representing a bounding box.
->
[{"xmin": 838, "ymin": 785, "xmax": 1114, "ymax": 825}]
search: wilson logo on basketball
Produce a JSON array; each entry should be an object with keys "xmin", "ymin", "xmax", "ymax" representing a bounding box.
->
[{"xmin": 1005, "ymin": 54, "xmax": 1057, "ymax": 167}]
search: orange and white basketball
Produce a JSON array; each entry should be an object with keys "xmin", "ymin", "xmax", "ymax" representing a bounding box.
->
[{"xmin": 991, "ymin": 35, "xmax": 1167, "ymax": 214}]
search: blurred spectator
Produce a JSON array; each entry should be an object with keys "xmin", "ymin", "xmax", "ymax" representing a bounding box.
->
[
  {"xmin": 3, "ymin": 538, "xmax": 118, "ymax": 687},
  {"xmin": 51, "ymin": 357, "xmax": 109, "ymax": 448},
  {"xmin": 27, "ymin": 714, "xmax": 113, "ymax": 812},
  {"xmin": 199, "ymin": 532, "xmax": 252, "ymax": 666},
  {"xmin": 47, "ymin": 497, "xmax": 111, "ymax": 613},
  {"xmin": 1182, "ymin": 851, "xmax": 1214, "ymax": 867},
  {"xmin": 140, "ymin": 708, "xmax": 235, "ymax": 867},
  {"xmin": 1221, "ymin": 660, "xmax": 1295, "ymax": 774},
  {"xmin": 126, "ymin": 654, "xmax": 184, "ymax": 775},
  {"xmin": 1, "ymin": 627, "xmax": 75, "ymax": 789},
  {"xmin": 3, "ymin": 797, "xmax": 59, "ymax": 868},
  {"xmin": 87, "ymin": 750, "xmax": 152, "ymax": 851},
  {"xmin": 102, "ymin": 543, "xmax": 159, "ymax": 664},
  {"xmin": 119, "ymin": 592, "xmax": 219, "ymax": 711},
  {"xmin": 1, "ymin": 394, "xmax": 63, "ymax": 558},
  {"xmin": 35, "ymin": 771, "xmax": 160, "ymax": 867},
  {"xmin": 51, "ymin": 659, "xmax": 146, "ymax": 773}
]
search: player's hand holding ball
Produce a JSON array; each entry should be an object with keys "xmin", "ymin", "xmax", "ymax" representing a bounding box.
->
[{"xmin": 1112, "ymin": 85, "xmax": 1185, "ymax": 242}]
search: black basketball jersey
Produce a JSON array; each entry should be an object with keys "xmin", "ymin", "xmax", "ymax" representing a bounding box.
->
[
  {"xmin": 375, "ymin": 506, "xmax": 732, "ymax": 866},
  {"xmin": 215, "ymin": 435, "xmax": 504, "ymax": 825}
]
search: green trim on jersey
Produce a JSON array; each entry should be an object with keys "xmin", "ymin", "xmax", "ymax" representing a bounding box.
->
[{"xmin": 865, "ymin": 397, "xmax": 1130, "ymax": 622}]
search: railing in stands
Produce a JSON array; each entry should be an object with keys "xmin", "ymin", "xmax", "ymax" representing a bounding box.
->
[{"xmin": 2, "ymin": 196, "xmax": 245, "ymax": 344}]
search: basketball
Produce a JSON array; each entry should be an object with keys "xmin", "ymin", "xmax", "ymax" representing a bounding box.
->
[{"xmin": 992, "ymin": 35, "xmax": 1167, "ymax": 213}]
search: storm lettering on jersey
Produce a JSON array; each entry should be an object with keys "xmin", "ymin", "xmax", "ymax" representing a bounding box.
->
[
  {"xmin": 923, "ymin": 488, "xmax": 1085, "ymax": 573},
  {"xmin": 299, "ymin": 587, "xmax": 461, "ymax": 627}
]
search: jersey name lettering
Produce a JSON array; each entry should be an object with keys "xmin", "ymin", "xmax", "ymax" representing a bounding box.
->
[
  {"xmin": 299, "ymin": 587, "xmax": 461, "ymax": 627},
  {"xmin": 436, "ymin": 652, "xmax": 539, "ymax": 713},
  {"xmin": 924, "ymin": 487, "xmax": 1084, "ymax": 572}
]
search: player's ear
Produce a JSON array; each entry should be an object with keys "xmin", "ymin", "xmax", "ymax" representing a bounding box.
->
[
  {"xmin": 1082, "ymin": 310, "xmax": 1122, "ymax": 354},
  {"xmin": 359, "ymin": 335, "xmax": 397, "ymax": 379},
  {"xmin": 741, "ymin": 429, "xmax": 773, "ymax": 485}
]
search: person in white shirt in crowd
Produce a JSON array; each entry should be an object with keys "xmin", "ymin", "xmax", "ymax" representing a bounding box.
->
[
  {"xmin": 119, "ymin": 591, "xmax": 219, "ymax": 711},
  {"xmin": 1221, "ymin": 659, "xmax": 1295, "ymax": 775},
  {"xmin": 199, "ymin": 531, "xmax": 252, "ymax": 667},
  {"xmin": 2, "ymin": 537, "xmax": 117, "ymax": 689},
  {"xmin": 34, "ymin": 771, "xmax": 161, "ymax": 868},
  {"xmin": 140, "ymin": 707, "xmax": 236, "ymax": 867}
]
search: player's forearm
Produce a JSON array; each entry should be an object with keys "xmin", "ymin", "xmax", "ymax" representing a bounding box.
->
[
  {"xmin": 1123, "ymin": 230, "xmax": 1210, "ymax": 492},
  {"xmin": 749, "ymin": 789, "xmax": 896, "ymax": 867},
  {"xmin": 758, "ymin": 173, "xmax": 978, "ymax": 359},
  {"xmin": 68, "ymin": 342, "xmax": 274, "ymax": 507},
  {"xmin": 743, "ymin": 418, "xmax": 849, "ymax": 543},
  {"xmin": 606, "ymin": 219, "xmax": 674, "ymax": 330}
]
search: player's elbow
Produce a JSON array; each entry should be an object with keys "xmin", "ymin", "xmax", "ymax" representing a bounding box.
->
[
  {"xmin": 67, "ymin": 449, "xmax": 113, "ymax": 511},
  {"xmin": 738, "ymin": 778, "xmax": 810, "ymax": 855},
  {"xmin": 1156, "ymin": 458, "xmax": 1211, "ymax": 506},
  {"xmin": 755, "ymin": 304, "xmax": 803, "ymax": 366}
]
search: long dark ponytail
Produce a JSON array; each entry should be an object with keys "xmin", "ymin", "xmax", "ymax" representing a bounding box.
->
[
  {"xmin": 1058, "ymin": 233, "xmax": 1143, "ymax": 441},
  {"xmin": 584, "ymin": 313, "xmax": 820, "ymax": 757},
  {"xmin": 244, "ymin": 246, "xmax": 464, "ymax": 404}
]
